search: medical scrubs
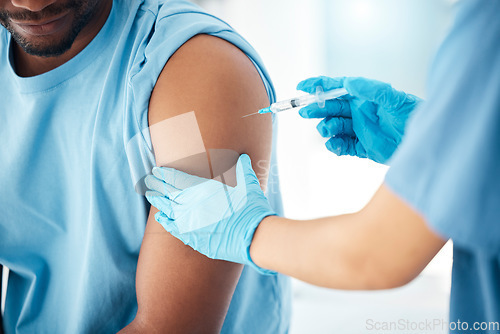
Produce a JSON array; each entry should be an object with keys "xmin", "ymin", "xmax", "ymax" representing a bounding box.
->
[
  {"xmin": 386, "ymin": 0, "xmax": 500, "ymax": 332},
  {"xmin": 0, "ymin": 0, "xmax": 290, "ymax": 332}
]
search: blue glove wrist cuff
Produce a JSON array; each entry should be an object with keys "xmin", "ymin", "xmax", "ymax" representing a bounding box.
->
[{"xmin": 242, "ymin": 210, "xmax": 278, "ymax": 275}]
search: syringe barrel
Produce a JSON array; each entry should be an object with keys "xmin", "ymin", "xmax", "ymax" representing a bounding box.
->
[
  {"xmin": 269, "ymin": 87, "xmax": 348, "ymax": 114},
  {"xmin": 270, "ymin": 94, "xmax": 317, "ymax": 113},
  {"xmin": 322, "ymin": 88, "xmax": 349, "ymax": 101}
]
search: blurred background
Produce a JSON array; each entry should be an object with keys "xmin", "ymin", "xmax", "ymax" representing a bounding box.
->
[
  {"xmin": 0, "ymin": 1, "xmax": 458, "ymax": 332},
  {"xmin": 191, "ymin": 0, "xmax": 456, "ymax": 333}
]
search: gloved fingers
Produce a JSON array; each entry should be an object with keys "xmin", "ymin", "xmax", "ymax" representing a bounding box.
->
[
  {"xmin": 146, "ymin": 193, "xmax": 176, "ymax": 219},
  {"xmin": 316, "ymin": 117, "xmax": 355, "ymax": 138},
  {"xmin": 299, "ymin": 98, "xmax": 351, "ymax": 119},
  {"xmin": 236, "ymin": 154, "xmax": 257, "ymax": 181},
  {"xmin": 296, "ymin": 76, "xmax": 345, "ymax": 94},
  {"xmin": 343, "ymin": 77, "xmax": 407, "ymax": 111},
  {"xmin": 152, "ymin": 166, "xmax": 208, "ymax": 191},
  {"xmin": 145, "ymin": 174, "xmax": 180, "ymax": 197},
  {"xmin": 154, "ymin": 211, "xmax": 180, "ymax": 236},
  {"xmin": 236, "ymin": 154, "xmax": 261, "ymax": 192},
  {"xmin": 145, "ymin": 190, "xmax": 165, "ymax": 198},
  {"xmin": 325, "ymin": 136, "xmax": 367, "ymax": 158}
]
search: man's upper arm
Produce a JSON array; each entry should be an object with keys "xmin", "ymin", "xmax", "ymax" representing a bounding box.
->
[{"xmin": 129, "ymin": 35, "xmax": 272, "ymax": 332}]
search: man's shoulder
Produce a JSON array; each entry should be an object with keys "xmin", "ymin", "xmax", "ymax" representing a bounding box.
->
[
  {"xmin": 127, "ymin": 0, "xmax": 234, "ymax": 77},
  {"xmin": 139, "ymin": 0, "xmax": 230, "ymax": 35},
  {"xmin": 153, "ymin": 0, "xmax": 206, "ymax": 17}
]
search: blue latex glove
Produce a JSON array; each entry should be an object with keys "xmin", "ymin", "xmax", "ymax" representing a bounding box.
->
[
  {"xmin": 145, "ymin": 154, "xmax": 276, "ymax": 275},
  {"xmin": 298, "ymin": 76, "xmax": 422, "ymax": 164}
]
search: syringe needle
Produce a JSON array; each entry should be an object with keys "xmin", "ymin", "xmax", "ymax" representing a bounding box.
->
[
  {"xmin": 241, "ymin": 87, "xmax": 348, "ymax": 118},
  {"xmin": 241, "ymin": 112, "xmax": 260, "ymax": 118}
]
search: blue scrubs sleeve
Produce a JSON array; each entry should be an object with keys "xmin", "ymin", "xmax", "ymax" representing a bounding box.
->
[{"xmin": 385, "ymin": 0, "xmax": 500, "ymax": 254}]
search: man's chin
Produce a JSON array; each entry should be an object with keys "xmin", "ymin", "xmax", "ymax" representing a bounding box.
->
[
  {"xmin": 20, "ymin": 42, "xmax": 74, "ymax": 58},
  {"xmin": 10, "ymin": 29, "xmax": 75, "ymax": 58}
]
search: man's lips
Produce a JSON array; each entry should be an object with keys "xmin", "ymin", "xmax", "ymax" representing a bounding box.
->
[{"xmin": 10, "ymin": 11, "xmax": 70, "ymax": 36}]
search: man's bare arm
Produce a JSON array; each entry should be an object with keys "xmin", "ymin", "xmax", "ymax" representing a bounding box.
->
[
  {"xmin": 120, "ymin": 35, "xmax": 272, "ymax": 332},
  {"xmin": 251, "ymin": 184, "xmax": 447, "ymax": 290}
]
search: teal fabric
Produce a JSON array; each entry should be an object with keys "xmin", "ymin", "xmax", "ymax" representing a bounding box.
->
[
  {"xmin": 385, "ymin": 0, "xmax": 500, "ymax": 331},
  {"xmin": 0, "ymin": 0, "xmax": 290, "ymax": 332}
]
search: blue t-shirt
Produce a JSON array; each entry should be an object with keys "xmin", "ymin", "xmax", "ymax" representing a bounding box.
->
[
  {"xmin": 0, "ymin": 0, "xmax": 290, "ymax": 333},
  {"xmin": 386, "ymin": 0, "xmax": 500, "ymax": 332}
]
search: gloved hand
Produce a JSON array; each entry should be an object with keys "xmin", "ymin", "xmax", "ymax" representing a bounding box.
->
[
  {"xmin": 145, "ymin": 154, "xmax": 276, "ymax": 275},
  {"xmin": 298, "ymin": 76, "xmax": 422, "ymax": 164}
]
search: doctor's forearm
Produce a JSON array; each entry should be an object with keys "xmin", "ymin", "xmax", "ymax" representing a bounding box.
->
[
  {"xmin": 250, "ymin": 214, "xmax": 389, "ymax": 290},
  {"xmin": 250, "ymin": 185, "xmax": 446, "ymax": 290}
]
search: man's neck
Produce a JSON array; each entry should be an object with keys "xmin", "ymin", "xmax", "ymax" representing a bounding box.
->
[{"xmin": 14, "ymin": 0, "xmax": 113, "ymax": 77}]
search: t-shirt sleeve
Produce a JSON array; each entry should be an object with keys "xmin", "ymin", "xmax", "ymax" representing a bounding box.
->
[{"xmin": 385, "ymin": 0, "xmax": 500, "ymax": 253}]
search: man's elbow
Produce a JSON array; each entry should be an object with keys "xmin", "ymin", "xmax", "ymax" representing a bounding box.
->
[
  {"xmin": 357, "ymin": 259, "xmax": 420, "ymax": 290},
  {"xmin": 325, "ymin": 253, "xmax": 419, "ymax": 290}
]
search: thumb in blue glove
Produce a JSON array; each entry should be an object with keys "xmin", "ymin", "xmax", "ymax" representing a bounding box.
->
[
  {"xmin": 145, "ymin": 154, "xmax": 277, "ymax": 275},
  {"xmin": 297, "ymin": 76, "xmax": 422, "ymax": 164}
]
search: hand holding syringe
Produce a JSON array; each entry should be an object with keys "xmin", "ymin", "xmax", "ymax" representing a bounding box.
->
[{"xmin": 242, "ymin": 86, "xmax": 348, "ymax": 118}]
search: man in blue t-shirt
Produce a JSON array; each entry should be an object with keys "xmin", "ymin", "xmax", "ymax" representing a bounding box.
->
[{"xmin": 0, "ymin": 0, "xmax": 290, "ymax": 332}]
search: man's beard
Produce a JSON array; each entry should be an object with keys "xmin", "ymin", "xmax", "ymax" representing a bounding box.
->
[{"xmin": 0, "ymin": 0, "xmax": 100, "ymax": 57}]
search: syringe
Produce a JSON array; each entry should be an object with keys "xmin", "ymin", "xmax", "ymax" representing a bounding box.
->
[{"xmin": 242, "ymin": 86, "xmax": 348, "ymax": 118}]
